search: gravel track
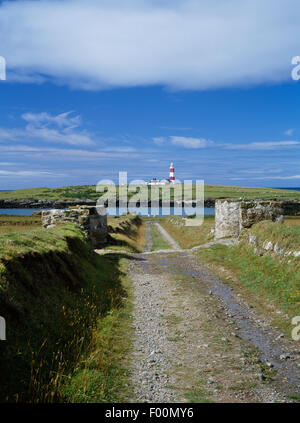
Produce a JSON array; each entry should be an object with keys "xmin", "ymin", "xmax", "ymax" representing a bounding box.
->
[
  {"xmin": 153, "ymin": 222, "xmax": 181, "ymax": 250},
  {"xmin": 126, "ymin": 222, "xmax": 300, "ymax": 403}
]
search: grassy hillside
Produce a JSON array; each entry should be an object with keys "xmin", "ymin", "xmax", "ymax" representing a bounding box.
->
[
  {"xmin": 0, "ymin": 184, "xmax": 300, "ymax": 202},
  {"xmin": 106, "ymin": 214, "xmax": 146, "ymax": 252},
  {"xmin": 0, "ymin": 214, "xmax": 41, "ymax": 234},
  {"xmin": 0, "ymin": 224, "xmax": 133, "ymax": 402},
  {"xmin": 248, "ymin": 221, "xmax": 300, "ymax": 252}
]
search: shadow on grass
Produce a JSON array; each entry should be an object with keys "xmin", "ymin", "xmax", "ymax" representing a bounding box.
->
[{"xmin": 0, "ymin": 228, "xmax": 128, "ymax": 402}]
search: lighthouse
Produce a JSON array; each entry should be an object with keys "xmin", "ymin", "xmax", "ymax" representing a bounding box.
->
[{"xmin": 169, "ymin": 162, "xmax": 175, "ymax": 183}]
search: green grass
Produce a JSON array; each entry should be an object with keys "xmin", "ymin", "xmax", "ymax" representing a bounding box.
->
[
  {"xmin": 203, "ymin": 184, "xmax": 300, "ymax": 200},
  {"xmin": 197, "ymin": 242, "xmax": 300, "ymax": 316},
  {"xmin": 0, "ymin": 224, "xmax": 132, "ymax": 402},
  {"xmin": 1, "ymin": 184, "xmax": 300, "ymax": 202},
  {"xmin": 106, "ymin": 214, "xmax": 146, "ymax": 252},
  {"xmin": 163, "ymin": 313, "xmax": 183, "ymax": 325},
  {"xmin": 248, "ymin": 220, "xmax": 300, "ymax": 252},
  {"xmin": 0, "ymin": 214, "xmax": 41, "ymax": 234},
  {"xmin": 149, "ymin": 222, "xmax": 170, "ymax": 250},
  {"xmin": 160, "ymin": 215, "xmax": 215, "ymax": 249},
  {"xmin": 0, "ymin": 185, "xmax": 101, "ymax": 201},
  {"xmin": 61, "ymin": 259, "xmax": 134, "ymax": 403},
  {"xmin": 184, "ymin": 378, "xmax": 213, "ymax": 403}
]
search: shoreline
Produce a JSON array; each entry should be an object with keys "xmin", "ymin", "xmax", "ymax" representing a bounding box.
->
[{"xmin": 0, "ymin": 198, "xmax": 216, "ymax": 209}]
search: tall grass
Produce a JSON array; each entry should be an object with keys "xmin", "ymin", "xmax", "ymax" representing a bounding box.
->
[
  {"xmin": 248, "ymin": 220, "xmax": 300, "ymax": 252},
  {"xmin": 0, "ymin": 224, "xmax": 129, "ymax": 402},
  {"xmin": 106, "ymin": 214, "xmax": 146, "ymax": 252},
  {"xmin": 0, "ymin": 214, "xmax": 40, "ymax": 234}
]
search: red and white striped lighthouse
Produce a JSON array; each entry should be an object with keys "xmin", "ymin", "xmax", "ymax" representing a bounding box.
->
[{"xmin": 169, "ymin": 162, "xmax": 175, "ymax": 183}]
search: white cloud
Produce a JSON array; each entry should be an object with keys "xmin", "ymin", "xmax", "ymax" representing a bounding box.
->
[
  {"xmin": 224, "ymin": 141, "xmax": 300, "ymax": 150},
  {"xmin": 170, "ymin": 136, "xmax": 213, "ymax": 149},
  {"xmin": 0, "ymin": 144, "xmax": 143, "ymax": 161},
  {"xmin": 0, "ymin": 0, "xmax": 299, "ymax": 90},
  {"xmin": 153, "ymin": 136, "xmax": 213, "ymax": 148},
  {"xmin": 154, "ymin": 136, "xmax": 300, "ymax": 150},
  {"xmin": 0, "ymin": 111, "xmax": 95, "ymax": 146},
  {"xmin": 22, "ymin": 111, "xmax": 81, "ymax": 128},
  {"xmin": 284, "ymin": 128, "xmax": 294, "ymax": 136},
  {"xmin": 231, "ymin": 174, "xmax": 300, "ymax": 180},
  {"xmin": 0, "ymin": 170, "xmax": 61, "ymax": 177},
  {"xmin": 0, "ymin": 162, "xmax": 17, "ymax": 166}
]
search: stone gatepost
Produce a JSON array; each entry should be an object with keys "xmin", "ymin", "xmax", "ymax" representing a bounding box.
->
[
  {"xmin": 42, "ymin": 205, "xmax": 107, "ymax": 247},
  {"xmin": 215, "ymin": 199, "xmax": 284, "ymax": 239},
  {"xmin": 214, "ymin": 200, "xmax": 240, "ymax": 239}
]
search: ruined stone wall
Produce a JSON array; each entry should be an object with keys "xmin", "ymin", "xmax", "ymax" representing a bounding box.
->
[
  {"xmin": 247, "ymin": 233, "xmax": 300, "ymax": 259},
  {"xmin": 215, "ymin": 199, "xmax": 284, "ymax": 239},
  {"xmin": 42, "ymin": 206, "xmax": 107, "ymax": 247},
  {"xmin": 239, "ymin": 201, "xmax": 284, "ymax": 229}
]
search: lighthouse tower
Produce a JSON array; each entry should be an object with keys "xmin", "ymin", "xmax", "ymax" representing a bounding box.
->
[{"xmin": 169, "ymin": 162, "xmax": 175, "ymax": 183}]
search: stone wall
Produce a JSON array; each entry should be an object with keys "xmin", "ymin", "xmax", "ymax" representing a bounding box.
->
[
  {"xmin": 215, "ymin": 199, "xmax": 284, "ymax": 239},
  {"xmin": 247, "ymin": 233, "xmax": 300, "ymax": 259},
  {"xmin": 42, "ymin": 206, "xmax": 107, "ymax": 247}
]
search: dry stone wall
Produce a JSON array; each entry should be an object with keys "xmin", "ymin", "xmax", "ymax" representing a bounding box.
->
[
  {"xmin": 42, "ymin": 206, "xmax": 107, "ymax": 247},
  {"xmin": 215, "ymin": 199, "xmax": 284, "ymax": 239},
  {"xmin": 247, "ymin": 233, "xmax": 300, "ymax": 259}
]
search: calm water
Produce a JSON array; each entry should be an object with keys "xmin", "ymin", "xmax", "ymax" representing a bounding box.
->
[
  {"xmin": 273, "ymin": 187, "xmax": 300, "ymax": 191},
  {"xmin": 0, "ymin": 207, "xmax": 215, "ymax": 216},
  {"xmin": 0, "ymin": 209, "xmax": 44, "ymax": 216}
]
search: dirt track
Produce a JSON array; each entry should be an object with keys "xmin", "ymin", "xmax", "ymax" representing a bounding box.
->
[{"xmin": 127, "ymin": 222, "xmax": 300, "ymax": 403}]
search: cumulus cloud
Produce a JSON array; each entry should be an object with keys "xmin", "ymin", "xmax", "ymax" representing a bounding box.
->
[
  {"xmin": 0, "ymin": 111, "xmax": 95, "ymax": 146},
  {"xmin": 0, "ymin": 0, "xmax": 299, "ymax": 90}
]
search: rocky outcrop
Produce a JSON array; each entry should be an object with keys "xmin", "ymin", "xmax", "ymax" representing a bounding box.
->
[
  {"xmin": 215, "ymin": 199, "xmax": 284, "ymax": 239},
  {"xmin": 0, "ymin": 198, "xmax": 96, "ymax": 209},
  {"xmin": 42, "ymin": 206, "xmax": 107, "ymax": 247}
]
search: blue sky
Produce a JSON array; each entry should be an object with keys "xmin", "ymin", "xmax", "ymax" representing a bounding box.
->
[{"xmin": 0, "ymin": 0, "xmax": 300, "ymax": 189}]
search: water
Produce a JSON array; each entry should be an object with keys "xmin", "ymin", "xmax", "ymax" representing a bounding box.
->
[
  {"xmin": 0, "ymin": 209, "xmax": 45, "ymax": 216},
  {"xmin": 0, "ymin": 207, "xmax": 215, "ymax": 216},
  {"xmin": 107, "ymin": 206, "xmax": 215, "ymax": 217},
  {"xmin": 274, "ymin": 187, "xmax": 300, "ymax": 191}
]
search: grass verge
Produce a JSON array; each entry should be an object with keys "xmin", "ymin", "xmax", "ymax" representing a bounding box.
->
[
  {"xmin": 0, "ymin": 224, "xmax": 133, "ymax": 402},
  {"xmin": 247, "ymin": 220, "xmax": 300, "ymax": 252},
  {"xmin": 61, "ymin": 258, "xmax": 134, "ymax": 402},
  {"xmin": 160, "ymin": 215, "xmax": 214, "ymax": 249},
  {"xmin": 197, "ymin": 242, "xmax": 300, "ymax": 320},
  {"xmin": 106, "ymin": 214, "xmax": 146, "ymax": 253},
  {"xmin": 149, "ymin": 223, "xmax": 170, "ymax": 250}
]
